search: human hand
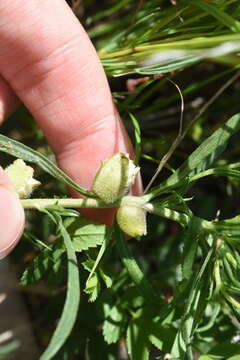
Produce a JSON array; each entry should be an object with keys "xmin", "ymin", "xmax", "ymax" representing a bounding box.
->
[{"xmin": 0, "ymin": 0, "xmax": 142, "ymax": 259}]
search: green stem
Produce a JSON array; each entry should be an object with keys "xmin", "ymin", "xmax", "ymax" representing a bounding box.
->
[
  {"xmin": 190, "ymin": 162, "xmax": 240, "ymax": 182},
  {"xmin": 151, "ymin": 204, "xmax": 190, "ymax": 227},
  {"xmin": 21, "ymin": 198, "xmax": 119, "ymax": 210},
  {"xmin": 100, "ymin": 33, "xmax": 240, "ymax": 59}
]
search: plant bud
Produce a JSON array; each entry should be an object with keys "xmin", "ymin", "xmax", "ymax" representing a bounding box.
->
[
  {"xmin": 92, "ymin": 153, "xmax": 140, "ymax": 204},
  {"xmin": 116, "ymin": 196, "xmax": 148, "ymax": 238},
  {"xmin": 5, "ymin": 159, "xmax": 41, "ymax": 198}
]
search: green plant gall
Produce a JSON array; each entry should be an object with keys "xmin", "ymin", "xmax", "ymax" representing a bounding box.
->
[
  {"xmin": 116, "ymin": 196, "xmax": 149, "ymax": 238},
  {"xmin": 92, "ymin": 153, "xmax": 140, "ymax": 204}
]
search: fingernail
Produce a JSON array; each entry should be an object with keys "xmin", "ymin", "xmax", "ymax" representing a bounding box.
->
[{"xmin": 0, "ymin": 187, "xmax": 25, "ymax": 259}]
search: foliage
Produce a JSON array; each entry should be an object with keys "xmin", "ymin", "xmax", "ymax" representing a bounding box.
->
[{"xmin": 1, "ymin": 1, "xmax": 240, "ymax": 359}]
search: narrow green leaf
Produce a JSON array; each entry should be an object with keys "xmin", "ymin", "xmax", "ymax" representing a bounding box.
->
[
  {"xmin": 148, "ymin": 113, "xmax": 240, "ymax": 199},
  {"xmin": 126, "ymin": 308, "xmax": 161, "ymax": 360},
  {"xmin": 210, "ymin": 215, "xmax": 240, "ymax": 238},
  {"xmin": 207, "ymin": 342, "xmax": 240, "ymax": 358},
  {"xmin": 39, "ymin": 221, "xmax": 80, "ymax": 360},
  {"xmin": 149, "ymin": 323, "xmax": 176, "ymax": 354},
  {"xmin": 0, "ymin": 133, "xmax": 95, "ymax": 197},
  {"xmin": 114, "ymin": 223, "xmax": 157, "ymax": 303},
  {"xmin": 127, "ymin": 319, "xmax": 150, "ymax": 360},
  {"xmin": 0, "ymin": 341, "xmax": 20, "ymax": 358},
  {"xmin": 182, "ymin": 217, "xmax": 203, "ymax": 280},
  {"xmin": 189, "ymin": 0, "xmax": 240, "ymax": 32},
  {"xmin": 129, "ymin": 113, "xmax": 141, "ymax": 164},
  {"xmin": 171, "ymin": 247, "xmax": 213, "ymax": 358}
]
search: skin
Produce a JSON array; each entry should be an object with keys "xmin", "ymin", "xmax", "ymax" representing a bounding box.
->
[{"xmin": 0, "ymin": 0, "xmax": 142, "ymax": 259}]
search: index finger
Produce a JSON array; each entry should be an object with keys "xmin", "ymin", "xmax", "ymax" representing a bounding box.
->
[{"xmin": 0, "ymin": 0, "xmax": 142, "ymax": 224}]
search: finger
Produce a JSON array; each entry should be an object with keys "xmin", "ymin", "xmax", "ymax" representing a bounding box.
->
[
  {"xmin": 0, "ymin": 77, "xmax": 24, "ymax": 258},
  {"xmin": 0, "ymin": 75, "xmax": 19, "ymax": 124},
  {"xmin": 0, "ymin": 167, "xmax": 25, "ymax": 259},
  {"xmin": 0, "ymin": 1, "xmax": 142, "ymax": 225}
]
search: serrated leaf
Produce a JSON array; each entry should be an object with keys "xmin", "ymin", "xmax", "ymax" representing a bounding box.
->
[
  {"xmin": 84, "ymin": 272, "xmax": 101, "ymax": 302},
  {"xmin": 65, "ymin": 217, "xmax": 107, "ymax": 251},
  {"xmin": 149, "ymin": 324, "xmax": 175, "ymax": 354},
  {"xmin": 99, "ymin": 268, "xmax": 113, "ymax": 288},
  {"xmin": 83, "ymin": 259, "xmax": 112, "ymax": 301},
  {"xmin": 103, "ymin": 304, "xmax": 125, "ymax": 344},
  {"xmin": 20, "ymin": 244, "xmax": 65, "ymax": 286}
]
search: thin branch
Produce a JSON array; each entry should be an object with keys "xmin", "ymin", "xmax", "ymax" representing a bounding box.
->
[
  {"xmin": 21, "ymin": 198, "xmax": 118, "ymax": 210},
  {"xmin": 144, "ymin": 78, "xmax": 184, "ymax": 193}
]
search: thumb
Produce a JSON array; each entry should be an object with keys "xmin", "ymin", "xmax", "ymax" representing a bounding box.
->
[{"xmin": 0, "ymin": 167, "xmax": 25, "ymax": 259}]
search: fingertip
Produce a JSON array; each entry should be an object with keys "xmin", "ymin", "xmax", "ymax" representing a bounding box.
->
[{"xmin": 0, "ymin": 169, "xmax": 25, "ymax": 259}]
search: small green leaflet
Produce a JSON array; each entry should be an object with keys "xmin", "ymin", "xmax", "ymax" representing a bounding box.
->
[
  {"xmin": 83, "ymin": 259, "xmax": 101, "ymax": 302},
  {"xmin": 0, "ymin": 133, "xmax": 95, "ymax": 197},
  {"xmin": 39, "ymin": 220, "xmax": 80, "ymax": 360},
  {"xmin": 103, "ymin": 303, "xmax": 126, "ymax": 344},
  {"xmin": 83, "ymin": 257, "xmax": 113, "ymax": 302},
  {"xmin": 64, "ymin": 217, "xmax": 108, "ymax": 251},
  {"xmin": 84, "ymin": 271, "xmax": 101, "ymax": 302}
]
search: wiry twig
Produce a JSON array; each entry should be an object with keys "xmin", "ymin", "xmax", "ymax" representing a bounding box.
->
[{"xmin": 144, "ymin": 78, "xmax": 184, "ymax": 193}]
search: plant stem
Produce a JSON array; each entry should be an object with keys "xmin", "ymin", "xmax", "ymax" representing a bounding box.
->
[
  {"xmin": 151, "ymin": 205, "xmax": 190, "ymax": 227},
  {"xmin": 100, "ymin": 33, "xmax": 240, "ymax": 59},
  {"xmin": 189, "ymin": 162, "xmax": 240, "ymax": 182},
  {"xmin": 21, "ymin": 198, "xmax": 119, "ymax": 210}
]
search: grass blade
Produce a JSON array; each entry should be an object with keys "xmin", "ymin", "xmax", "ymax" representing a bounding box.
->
[{"xmin": 189, "ymin": 0, "xmax": 240, "ymax": 32}]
